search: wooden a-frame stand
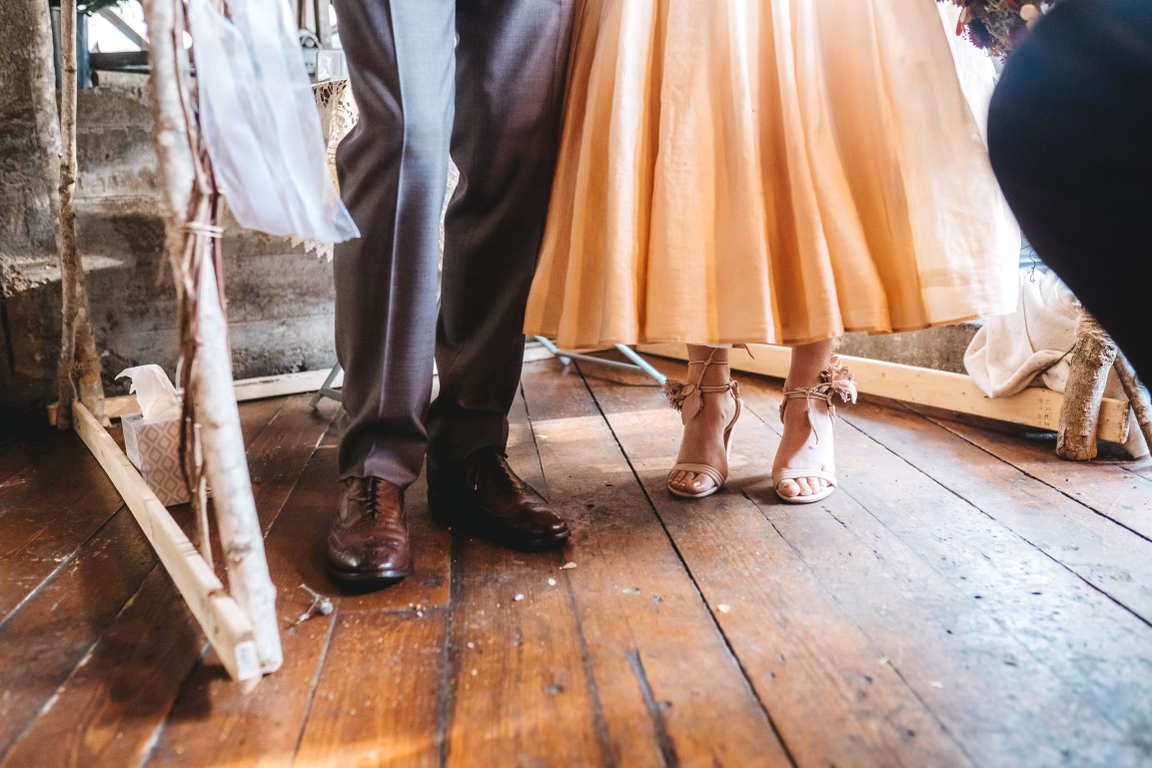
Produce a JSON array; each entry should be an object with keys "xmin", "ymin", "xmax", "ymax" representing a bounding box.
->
[{"xmin": 52, "ymin": 0, "xmax": 282, "ymax": 691}]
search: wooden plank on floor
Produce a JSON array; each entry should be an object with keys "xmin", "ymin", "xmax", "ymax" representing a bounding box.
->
[
  {"xmin": 835, "ymin": 393, "xmax": 1152, "ymax": 624},
  {"xmin": 439, "ymin": 391, "xmax": 606, "ymax": 768},
  {"xmin": 726, "ymin": 376, "xmax": 1149, "ymax": 767},
  {"xmin": 1127, "ymin": 458, "xmax": 1152, "ymax": 481},
  {"xmin": 0, "ymin": 416, "xmax": 58, "ymax": 487},
  {"xmin": 0, "ymin": 396, "xmax": 335, "ymax": 768},
  {"xmin": 143, "ymin": 422, "xmax": 344, "ymax": 768},
  {"xmin": 578, "ymin": 359, "xmax": 976, "ymax": 768},
  {"xmin": 247, "ymin": 395, "xmax": 342, "ymax": 535},
  {"xmin": 0, "ymin": 566, "xmax": 202, "ymax": 768},
  {"xmin": 0, "ymin": 434, "xmax": 127, "ymax": 623},
  {"xmin": 519, "ymin": 361, "xmax": 791, "ymax": 768},
  {"xmin": 0, "ymin": 508, "xmax": 157, "ymax": 758},
  {"xmin": 293, "ymin": 610, "xmax": 446, "ymax": 768},
  {"xmin": 913, "ymin": 408, "xmax": 1152, "ymax": 540}
]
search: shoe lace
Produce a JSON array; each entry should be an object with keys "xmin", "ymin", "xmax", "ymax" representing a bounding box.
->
[
  {"xmin": 473, "ymin": 453, "xmax": 527, "ymax": 494},
  {"xmin": 357, "ymin": 477, "xmax": 381, "ymax": 519}
]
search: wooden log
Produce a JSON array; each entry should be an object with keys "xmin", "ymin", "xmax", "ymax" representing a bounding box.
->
[
  {"xmin": 71, "ymin": 401, "xmax": 262, "ymax": 686},
  {"xmin": 55, "ymin": 0, "xmax": 106, "ymax": 430},
  {"xmin": 1114, "ymin": 352, "xmax": 1152, "ymax": 459},
  {"xmin": 1057, "ymin": 313, "xmax": 1118, "ymax": 460},
  {"xmin": 637, "ymin": 343, "xmax": 1131, "ymax": 444}
]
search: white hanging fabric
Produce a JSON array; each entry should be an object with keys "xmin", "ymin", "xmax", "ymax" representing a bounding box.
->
[{"xmin": 187, "ymin": 0, "xmax": 359, "ymax": 243}]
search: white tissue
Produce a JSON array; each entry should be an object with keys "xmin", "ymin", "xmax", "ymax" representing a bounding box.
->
[{"xmin": 116, "ymin": 365, "xmax": 182, "ymax": 421}]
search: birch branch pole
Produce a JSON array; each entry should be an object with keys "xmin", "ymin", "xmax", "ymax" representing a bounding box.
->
[
  {"xmin": 140, "ymin": 0, "xmax": 282, "ymax": 677},
  {"xmin": 55, "ymin": 0, "xmax": 106, "ymax": 430}
]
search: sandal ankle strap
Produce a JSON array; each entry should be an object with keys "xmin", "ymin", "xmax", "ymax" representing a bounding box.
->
[
  {"xmin": 779, "ymin": 356, "xmax": 858, "ymax": 441},
  {"xmin": 663, "ymin": 348, "xmax": 741, "ymax": 424}
]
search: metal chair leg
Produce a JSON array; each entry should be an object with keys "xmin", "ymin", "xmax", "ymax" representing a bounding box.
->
[
  {"xmin": 531, "ymin": 337, "xmax": 666, "ymax": 385},
  {"xmin": 310, "ymin": 363, "xmax": 343, "ymax": 408}
]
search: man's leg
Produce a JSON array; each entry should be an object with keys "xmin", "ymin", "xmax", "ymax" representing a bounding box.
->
[
  {"xmin": 333, "ymin": 0, "xmax": 455, "ymax": 487},
  {"xmin": 428, "ymin": 0, "xmax": 574, "ymax": 462},
  {"xmin": 329, "ymin": 0, "xmax": 455, "ymax": 587},
  {"xmin": 988, "ymin": 0, "xmax": 1152, "ymax": 379},
  {"xmin": 424, "ymin": 0, "xmax": 575, "ymax": 549}
]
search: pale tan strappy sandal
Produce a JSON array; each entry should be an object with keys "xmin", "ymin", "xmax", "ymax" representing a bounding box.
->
[
  {"xmin": 773, "ymin": 356, "xmax": 858, "ymax": 505},
  {"xmin": 664, "ymin": 349, "xmax": 743, "ymax": 499}
]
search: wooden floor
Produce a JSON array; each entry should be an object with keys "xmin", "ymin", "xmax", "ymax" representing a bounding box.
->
[{"xmin": 2, "ymin": 354, "xmax": 1151, "ymax": 768}]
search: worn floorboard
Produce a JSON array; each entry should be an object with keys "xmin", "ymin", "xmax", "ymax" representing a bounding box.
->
[
  {"xmin": 3, "ymin": 361, "xmax": 1151, "ymax": 768},
  {"xmin": 521, "ymin": 364, "xmax": 794, "ymax": 768},
  {"xmin": 585, "ymin": 360, "xmax": 974, "ymax": 768},
  {"xmin": 737, "ymin": 376, "xmax": 1151, "ymax": 768}
]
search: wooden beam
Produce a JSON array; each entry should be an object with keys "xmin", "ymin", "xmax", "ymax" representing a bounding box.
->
[
  {"xmin": 72, "ymin": 401, "xmax": 262, "ymax": 689},
  {"xmin": 102, "ymin": 369, "xmax": 343, "ymax": 421},
  {"xmin": 96, "ymin": 8, "xmax": 149, "ymax": 51},
  {"xmin": 636, "ymin": 343, "xmax": 1131, "ymax": 444}
]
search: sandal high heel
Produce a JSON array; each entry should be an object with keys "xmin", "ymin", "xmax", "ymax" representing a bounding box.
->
[
  {"xmin": 664, "ymin": 348, "xmax": 742, "ymax": 499},
  {"xmin": 773, "ymin": 356, "xmax": 857, "ymax": 505}
]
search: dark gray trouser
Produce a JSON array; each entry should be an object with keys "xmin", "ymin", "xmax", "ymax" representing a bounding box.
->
[{"xmin": 332, "ymin": 0, "xmax": 575, "ymax": 487}]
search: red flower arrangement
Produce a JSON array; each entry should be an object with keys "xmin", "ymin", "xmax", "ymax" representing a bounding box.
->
[{"xmin": 940, "ymin": 0, "xmax": 1047, "ymax": 58}]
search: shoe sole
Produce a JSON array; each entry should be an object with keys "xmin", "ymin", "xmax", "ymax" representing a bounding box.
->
[
  {"xmin": 326, "ymin": 562, "xmax": 413, "ymax": 594},
  {"xmin": 668, "ymin": 484, "xmax": 721, "ymax": 499}
]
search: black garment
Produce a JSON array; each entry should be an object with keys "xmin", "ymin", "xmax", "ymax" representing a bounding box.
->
[{"xmin": 988, "ymin": 0, "xmax": 1152, "ymax": 380}]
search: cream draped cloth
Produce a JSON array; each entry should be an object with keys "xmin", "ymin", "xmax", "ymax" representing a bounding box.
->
[{"xmin": 524, "ymin": 0, "xmax": 1019, "ymax": 349}]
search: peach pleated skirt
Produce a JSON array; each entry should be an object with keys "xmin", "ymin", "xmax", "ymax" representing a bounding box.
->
[{"xmin": 524, "ymin": 0, "xmax": 1020, "ymax": 349}]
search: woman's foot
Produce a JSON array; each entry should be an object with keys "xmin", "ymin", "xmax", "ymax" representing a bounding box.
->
[
  {"xmin": 772, "ymin": 392, "xmax": 837, "ymax": 500},
  {"xmin": 771, "ymin": 352, "xmax": 857, "ymax": 504},
  {"xmin": 666, "ymin": 347, "xmax": 742, "ymax": 498}
]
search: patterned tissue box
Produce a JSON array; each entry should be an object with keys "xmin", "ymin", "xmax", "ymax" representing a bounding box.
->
[{"xmin": 122, "ymin": 413, "xmax": 191, "ymax": 507}]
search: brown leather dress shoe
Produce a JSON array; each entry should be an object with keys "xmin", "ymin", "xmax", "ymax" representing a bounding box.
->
[
  {"xmin": 327, "ymin": 476, "xmax": 413, "ymax": 590},
  {"xmin": 427, "ymin": 449, "xmax": 570, "ymax": 551}
]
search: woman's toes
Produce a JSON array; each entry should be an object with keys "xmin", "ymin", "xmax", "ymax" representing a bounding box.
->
[
  {"xmin": 688, "ymin": 473, "xmax": 714, "ymax": 493},
  {"xmin": 670, "ymin": 471, "xmax": 714, "ymax": 495},
  {"xmin": 778, "ymin": 476, "xmax": 831, "ymax": 498},
  {"xmin": 778, "ymin": 478, "xmax": 800, "ymax": 498}
]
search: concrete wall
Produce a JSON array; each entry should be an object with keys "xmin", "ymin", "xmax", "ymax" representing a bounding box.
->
[
  {"xmin": 0, "ymin": 0, "xmax": 64, "ymax": 413},
  {"xmin": 1, "ymin": 72, "xmax": 337, "ymax": 414}
]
